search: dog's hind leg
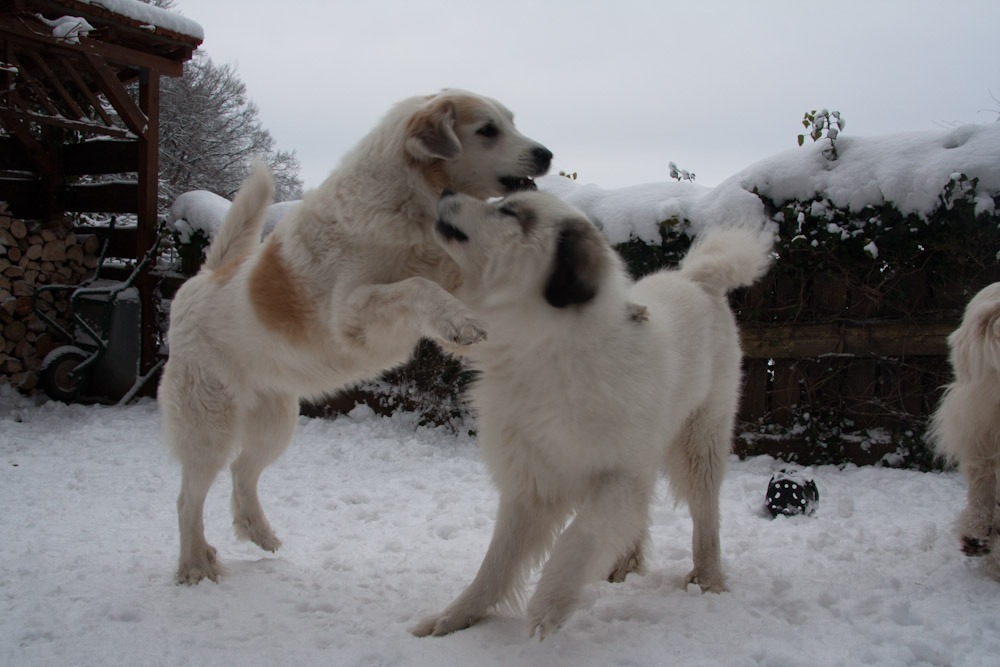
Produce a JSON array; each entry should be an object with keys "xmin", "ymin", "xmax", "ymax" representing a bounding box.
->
[
  {"xmin": 230, "ymin": 391, "xmax": 299, "ymax": 553},
  {"xmin": 412, "ymin": 492, "xmax": 565, "ymax": 637},
  {"xmin": 163, "ymin": 366, "xmax": 237, "ymax": 585},
  {"xmin": 666, "ymin": 407, "xmax": 731, "ymax": 593},
  {"xmin": 527, "ymin": 475, "xmax": 653, "ymax": 639},
  {"xmin": 957, "ymin": 451, "xmax": 999, "ymax": 558}
]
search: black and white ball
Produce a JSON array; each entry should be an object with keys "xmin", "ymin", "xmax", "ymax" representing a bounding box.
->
[{"xmin": 765, "ymin": 468, "xmax": 819, "ymax": 517}]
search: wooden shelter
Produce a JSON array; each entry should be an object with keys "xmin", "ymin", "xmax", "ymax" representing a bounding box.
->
[{"xmin": 0, "ymin": 0, "xmax": 201, "ymax": 380}]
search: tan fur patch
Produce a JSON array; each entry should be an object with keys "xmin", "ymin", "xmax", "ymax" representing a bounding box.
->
[
  {"xmin": 421, "ymin": 160, "xmax": 451, "ymax": 194},
  {"xmin": 209, "ymin": 255, "xmax": 245, "ymax": 285},
  {"xmin": 452, "ymin": 96, "xmax": 488, "ymax": 127},
  {"xmin": 249, "ymin": 240, "xmax": 316, "ymax": 343}
]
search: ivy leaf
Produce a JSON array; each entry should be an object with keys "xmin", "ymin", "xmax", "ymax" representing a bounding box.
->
[{"xmin": 797, "ymin": 134, "xmax": 805, "ymax": 146}]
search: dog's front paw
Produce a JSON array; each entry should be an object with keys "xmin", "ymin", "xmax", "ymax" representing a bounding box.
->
[
  {"xmin": 607, "ymin": 551, "xmax": 643, "ymax": 583},
  {"xmin": 684, "ymin": 568, "xmax": 728, "ymax": 594},
  {"xmin": 962, "ymin": 535, "xmax": 992, "ymax": 557},
  {"xmin": 527, "ymin": 590, "xmax": 578, "ymax": 641},
  {"xmin": 176, "ymin": 545, "xmax": 223, "ymax": 585},
  {"xmin": 436, "ymin": 313, "xmax": 487, "ymax": 346},
  {"xmin": 410, "ymin": 609, "xmax": 483, "ymax": 637}
]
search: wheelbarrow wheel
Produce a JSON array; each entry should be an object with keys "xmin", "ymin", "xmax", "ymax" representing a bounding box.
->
[{"xmin": 39, "ymin": 346, "xmax": 88, "ymax": 402}]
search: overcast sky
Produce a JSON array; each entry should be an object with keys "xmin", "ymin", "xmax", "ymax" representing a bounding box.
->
[{"xmin": 171, "ymin": 0, "xmax": 999, "ymax": 193}]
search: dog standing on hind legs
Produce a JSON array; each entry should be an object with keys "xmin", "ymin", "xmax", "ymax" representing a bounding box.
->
[
  {"xmin": 160, "ymin": 90, "xmax": 552, "ymax": 585},
  {"xmin": 930, "ymin": 281, "xmax": 1000, "ymax": 580}
]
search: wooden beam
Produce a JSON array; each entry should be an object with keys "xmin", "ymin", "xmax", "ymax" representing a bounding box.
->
[
  {"xmin": 0, "ymin": 105, "xmax": 132, "ymax": 138},
  {"xmin": 82, "ymin": 52, "xmax": 147, "ymax": 137},
  {"xmin": 739, "ymin": 320, "xmax": 957, "ymax": 359},
  {"xmin": 58, "ymin": 54, "xmax": 115, "ymax": 127},
  {"xmin": 7, "ymin": 51, "xmax": 61, "ymax": 116},
  {"xmin": 136, "ymin": 67, "xmax": 159, "ymax": 379},
  {"xmin": 27, "ymin": 48, "xmax": 87, "ymax": 119}
]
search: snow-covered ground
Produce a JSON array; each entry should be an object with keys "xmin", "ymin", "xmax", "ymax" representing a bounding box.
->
[{"xmin": 2, "ymin": 389, "xmax": 997, "ymax": 667}]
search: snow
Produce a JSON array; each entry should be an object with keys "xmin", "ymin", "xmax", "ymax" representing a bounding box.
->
[
  {"xmin": 77, "ymin": 0, "xmax": 204, "ymax": 41},
  {"xmin": 168, "ymin": 190, "xmax": 293, "ymax": 243},
  {"xmin": 724, "ymin": 123, "xmax": 1000, "ymax": 216},
  {"xmin": 167, "ymin": 123, "xmax": 1000, "ymax": 254},
  {"xmin": 35, "ymin": 15, "xmax": 95, "ymax": 44},
  {"xmin": 538, "ymin": 177, "xmax": 770, "ymax": 245},
  {"xmin": 2, "ymin": 388, "xmax": 998, "ymax": 667},
  {"xmin": 537, "ymin": 123, "xmax": 1000, "ymax": 245}
]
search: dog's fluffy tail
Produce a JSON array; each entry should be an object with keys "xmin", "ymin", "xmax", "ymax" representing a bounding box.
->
[
  {"xmin": 679, "ymin": 227, "xmax": 773, "ymax": 295},
  {"xmin": 203, "ymin": 163, "xmax": 274, "ymax": 271}
]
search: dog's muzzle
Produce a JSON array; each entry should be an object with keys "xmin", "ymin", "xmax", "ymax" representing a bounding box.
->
[{"xmin": 436, "ymin": 218, "xmax": 469, "ymax": 243}]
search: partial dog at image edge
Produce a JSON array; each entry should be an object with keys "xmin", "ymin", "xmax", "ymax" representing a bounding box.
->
[
  {"xmin": 412, "ymin": 190, "xmax": 773, "ymax": 639},
  {"xmin": 930, "ymin": 281, "xmax": 1000, "ymax": 580},
  {"xmin": 159, "ymin": 90, "xmax": 552, "ymax": 585}
]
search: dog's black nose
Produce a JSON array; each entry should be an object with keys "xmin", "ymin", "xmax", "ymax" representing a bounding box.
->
[
  {"xmin": 440, "ymin": 189, "xmax": 456, "ymax": 198},
  {"xmin": 532, "ymin": 146, "xmax": 553, "ymax": 173}
]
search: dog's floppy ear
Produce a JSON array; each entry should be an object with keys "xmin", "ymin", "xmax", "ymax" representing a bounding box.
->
[
  {"xmin": 405, "ymin": 97, "xmax": 462, "ymax": 162},
  {"xmin": 545, "ymin": 218, "xmax": 607, "ymax": 308}
]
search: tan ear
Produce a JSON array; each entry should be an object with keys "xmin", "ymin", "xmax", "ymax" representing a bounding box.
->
[{"xmin": 405, "ymin": 97, "xmax": 462, "ymax": 161}]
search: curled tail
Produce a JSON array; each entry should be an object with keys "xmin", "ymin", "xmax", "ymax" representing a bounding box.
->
[
  {"xmin": 679, "ymin": 227, "xmax": 773, "ymax": 295},
  {"xmin": 203, "ymin": 163, "xmax": 274, "ymax": 271}
]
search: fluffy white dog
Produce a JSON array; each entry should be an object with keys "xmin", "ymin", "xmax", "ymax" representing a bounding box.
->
[
  {"xmin": 413, "ymin": 190, "xmax": 772, "ymax": 638},
  {"xmin": 930, "ymin": 281, "xmax": 1000, "ymax": 579},
  {"xmin": 160, "ymin": 91, "xmax": 551, "ymax": 585}
]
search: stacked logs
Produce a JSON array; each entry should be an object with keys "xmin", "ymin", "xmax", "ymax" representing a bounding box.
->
[{"xmin": 0, "ymin": 211, "xmax": 99, "ymax": 392}]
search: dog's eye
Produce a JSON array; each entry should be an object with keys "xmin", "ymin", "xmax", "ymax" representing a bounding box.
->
[
  {"xmin": 476, "ymin": 123, "xmax": 499, "ymax": 138},
  {"xmin": 498, "ymin": 206, "xmax": 518, "ymax": 218}
]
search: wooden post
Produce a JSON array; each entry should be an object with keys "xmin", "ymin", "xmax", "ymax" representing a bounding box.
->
[{"xmin": 137, "ymin": 67, "xmax": 160, "ymax": 385}]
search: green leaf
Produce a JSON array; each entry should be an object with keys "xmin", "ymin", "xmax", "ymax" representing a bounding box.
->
[{"xmin": 797, "ymin": 135, "xmax": 805, "ymax": 146}]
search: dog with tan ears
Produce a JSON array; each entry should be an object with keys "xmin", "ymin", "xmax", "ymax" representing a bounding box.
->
[{"xmin": 160, "ymin": 90, "xmax": 552, "ymax": 585}]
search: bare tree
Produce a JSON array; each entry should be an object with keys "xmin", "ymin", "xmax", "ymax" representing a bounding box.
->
[{"xmin": 158, "ymin": 53, "xmax": 303, "ymax": 207}]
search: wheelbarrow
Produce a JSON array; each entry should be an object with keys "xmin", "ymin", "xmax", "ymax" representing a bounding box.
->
[{"xmin": 31, "ymin": 218, "xmax": 165, "ymax": 403}]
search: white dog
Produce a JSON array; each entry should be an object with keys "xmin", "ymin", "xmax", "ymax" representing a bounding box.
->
[
  {"xmin": 412, "ymin": 190, "xmax": 772, "ymax": 638},
  {"xmin": 160, "ymin": 90, "xmax": 552, "ymax": 585},
  {"xmin": 930, "ymin": 281, "xmax": 1000, "ymax": 580}
]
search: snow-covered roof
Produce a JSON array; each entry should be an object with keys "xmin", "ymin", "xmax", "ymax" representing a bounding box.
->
[{"xmin": 37, "ymin": 0, "xmax": 204, "ymax": 44}]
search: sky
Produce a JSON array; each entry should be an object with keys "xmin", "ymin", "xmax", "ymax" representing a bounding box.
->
[{"xmin": 170, "ymin": 0, "xmax": 1000, "ymax": 194}]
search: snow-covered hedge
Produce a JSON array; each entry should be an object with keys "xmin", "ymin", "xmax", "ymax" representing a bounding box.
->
[{"xmin": 164, "ymin": 123, "xmax": 1000, "ymax": 466}]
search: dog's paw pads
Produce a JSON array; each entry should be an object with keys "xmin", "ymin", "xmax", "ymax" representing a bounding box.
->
[
  {"xmin": 962, "ymin": 535, "xmax": 991, "ymax": 557},
  {"xmin": 442, "ymin": 316, "xmax": 487, "ymax": 346}
]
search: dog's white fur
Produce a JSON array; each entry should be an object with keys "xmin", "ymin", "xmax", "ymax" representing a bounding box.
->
[
  {"xmin": 930, "ymin": 281, "xmax": 1000, "ymax": 579},
  {"xmin": 412, "ymin": 191, "xmax": 773, "ymax": 638},
  {"xmin": 160, "ymin": 90, "xmax": 551, "ymax": 585}
]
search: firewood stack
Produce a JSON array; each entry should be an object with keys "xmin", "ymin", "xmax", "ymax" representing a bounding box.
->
[{"xmin": 0, "ymin": 211, "xmax": 100, "ymax": 393}]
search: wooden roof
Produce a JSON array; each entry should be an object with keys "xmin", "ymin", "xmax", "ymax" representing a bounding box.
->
[{"xmin": 0, "ymin": 0, "xmax": 203, "ymax": 382}]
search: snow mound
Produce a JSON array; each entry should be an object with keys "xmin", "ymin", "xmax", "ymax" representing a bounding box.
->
[
  {"xmin": 167, "ymin": 190, "xmax": 299, "ymax": 243},
  {"xmin": 541, "ymin": 123, "xmax": 1000, "ymax": 243}
]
